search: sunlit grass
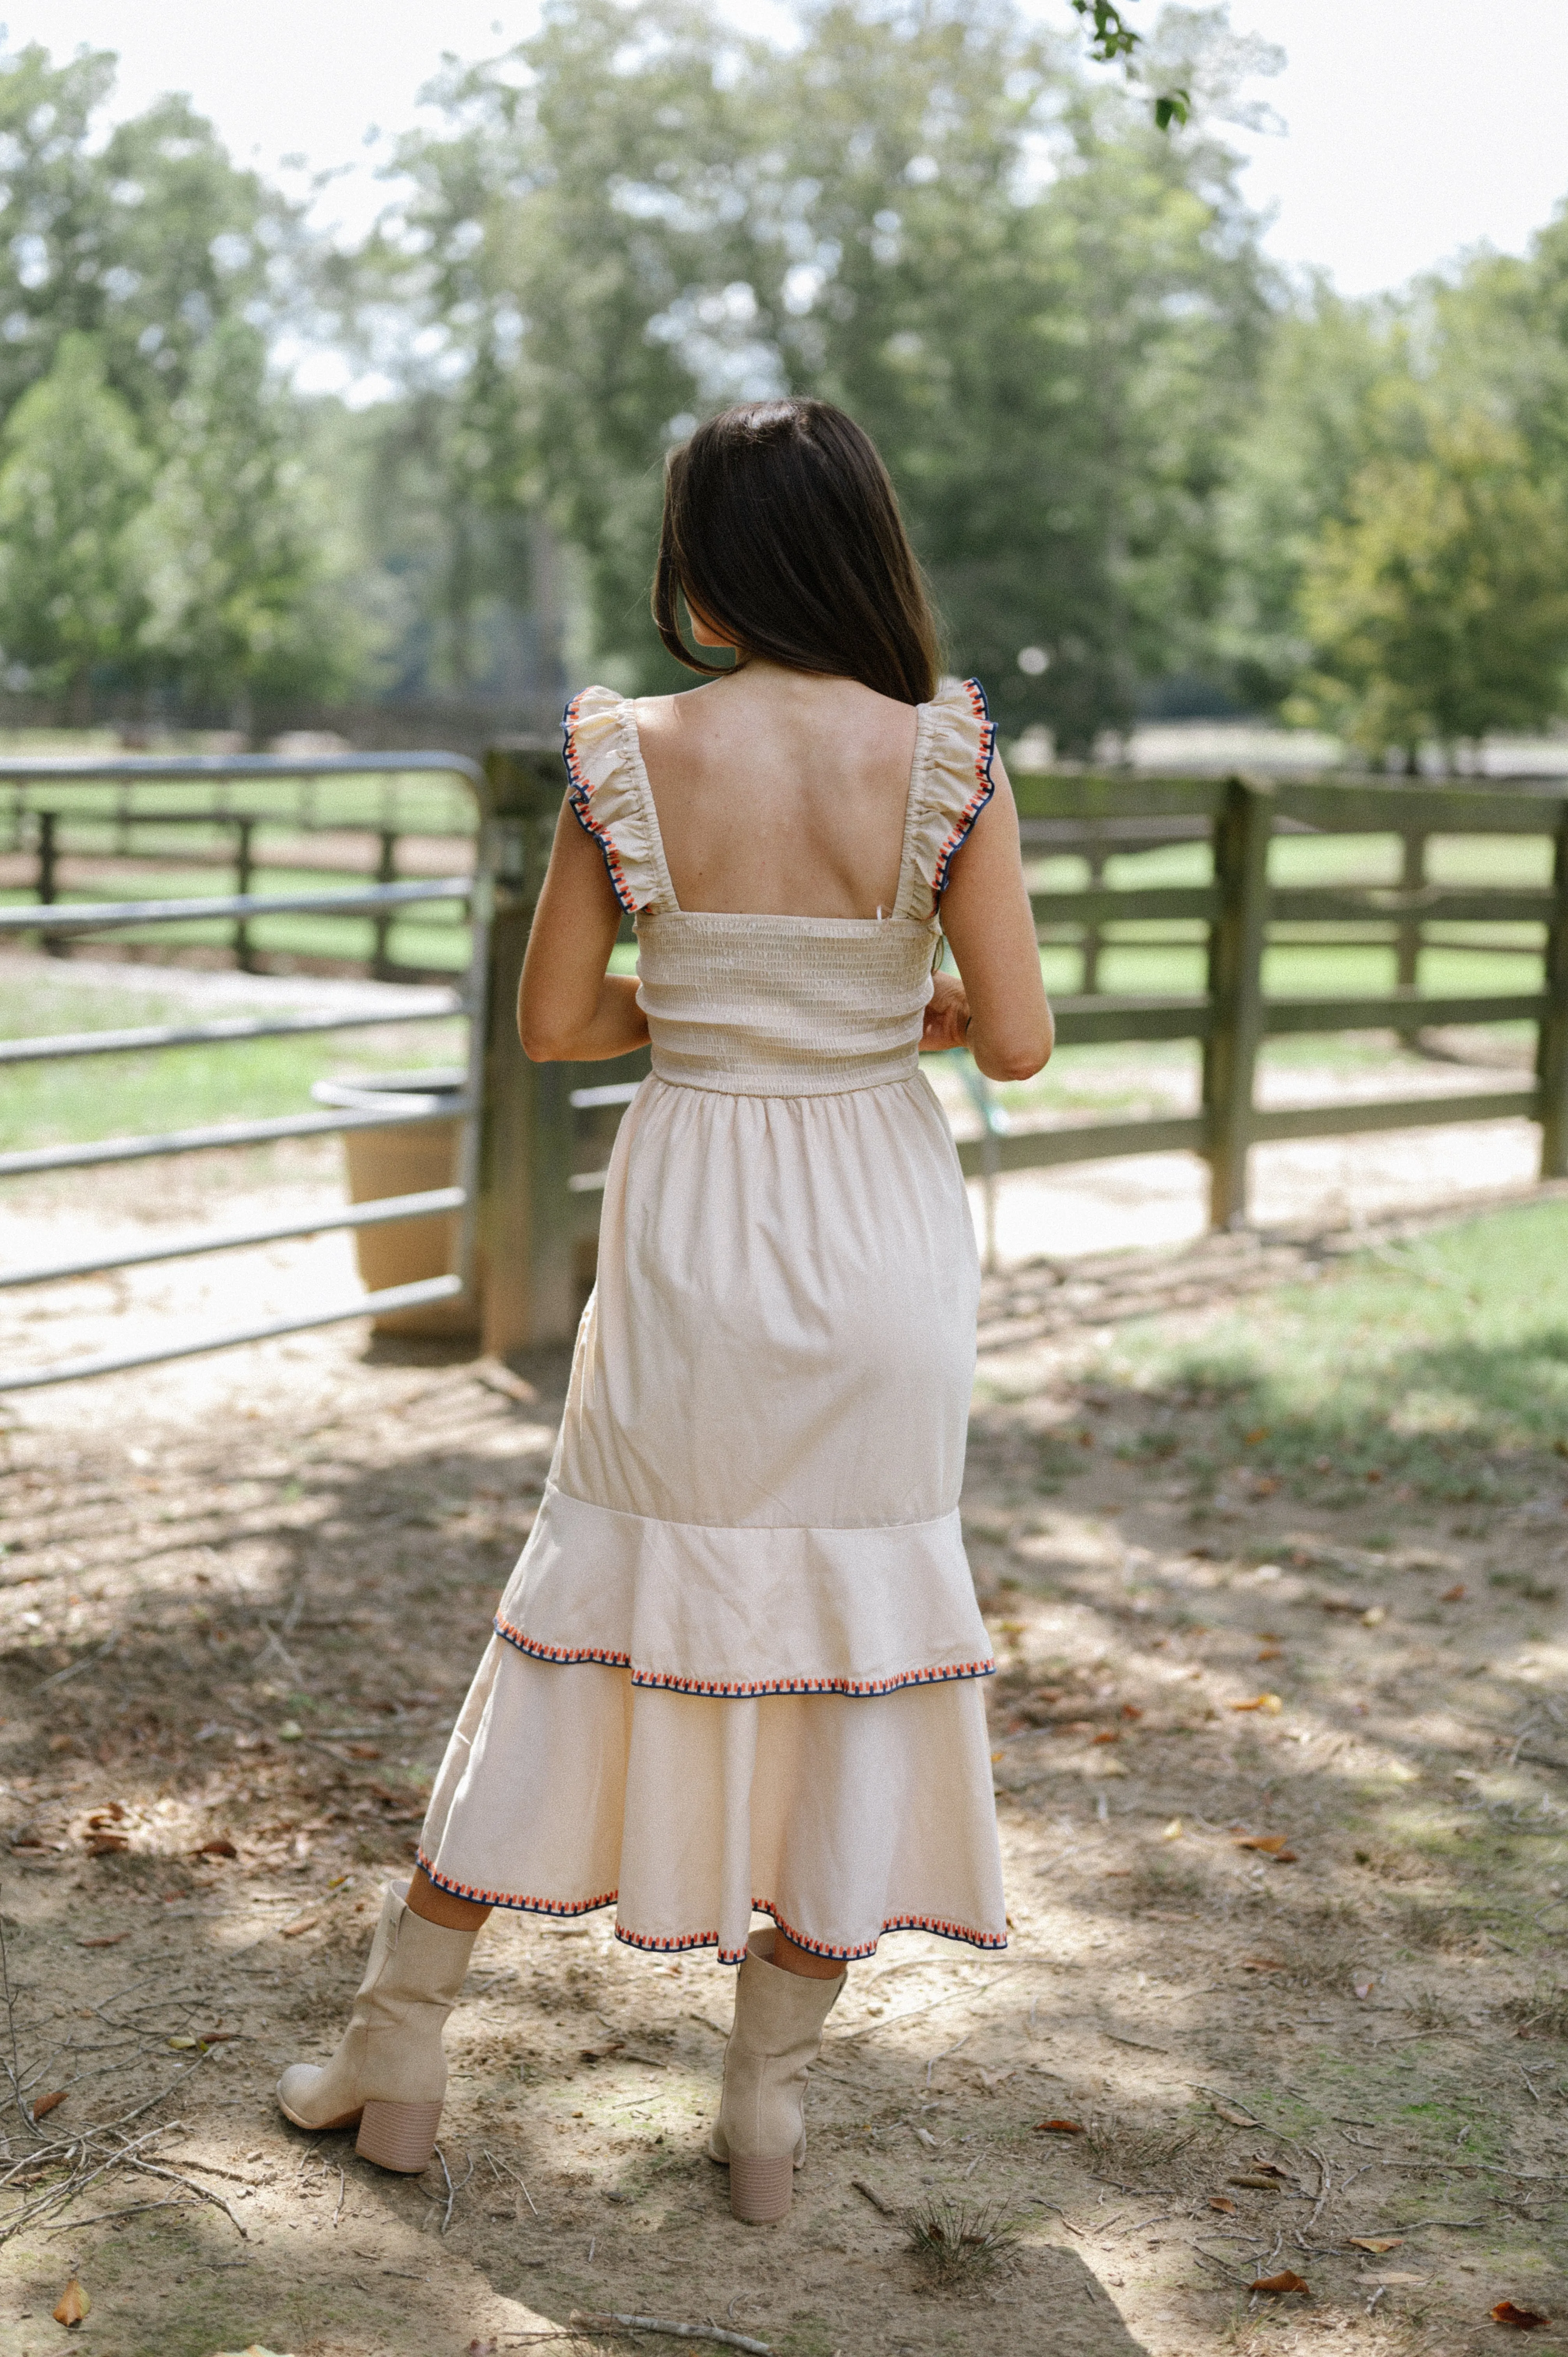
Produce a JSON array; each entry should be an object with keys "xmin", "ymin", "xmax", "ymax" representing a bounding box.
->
[
  {"xmin": 1107, "ymin": 1198, "xmax": 1568, "ymax": 1500},
  {"xmin": 0, "ymin": 971, "xmax": 467, "ymax": 1152}
]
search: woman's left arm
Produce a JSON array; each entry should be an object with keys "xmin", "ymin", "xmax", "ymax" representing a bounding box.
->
[{"xmin": 517, "ymin": 799, "xmax": 650, "ymax": 1062}]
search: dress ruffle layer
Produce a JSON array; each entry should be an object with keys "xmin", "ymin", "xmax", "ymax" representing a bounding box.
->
[
  {"xmin": 497, "ymin": 1482, "xmax": 994, "ymax": 1697},
  {"xmin": 418, "ymin": 1640, "xmax": 1008, "ymax": 1963}
]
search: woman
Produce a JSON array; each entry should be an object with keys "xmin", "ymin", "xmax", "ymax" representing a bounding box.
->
[{"xmin": 277, "ymin": 397, "xmax": 1052, "ymax": 2222}]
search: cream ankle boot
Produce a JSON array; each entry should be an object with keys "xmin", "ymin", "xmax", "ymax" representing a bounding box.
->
[
  {"xmin": 708, "ymin": 1927, "xmax": 846, "ymax": 2223},
  {"xmin": 276, "ymin": 1886, "xmax": 478, "ymax": 2172}
]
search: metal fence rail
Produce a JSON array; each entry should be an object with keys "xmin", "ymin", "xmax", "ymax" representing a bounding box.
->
[
  {"xmin": 0, "ymin": 752, "xmax": 480, "ymax": 979},
  {"xmin": 0, "ymin": 751, "xmax": 490, "ymax": 1393}
]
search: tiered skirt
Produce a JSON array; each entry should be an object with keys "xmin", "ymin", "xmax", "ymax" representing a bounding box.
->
[{"xmin": 418, "ymin": 1072, "xmax": 1007, "ymax": 1963}]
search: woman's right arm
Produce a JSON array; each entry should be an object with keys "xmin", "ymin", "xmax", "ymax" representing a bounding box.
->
[
  {"xmin": 517, "ymin": 799, "xmax": 650, "ymax": 1063},
  {"xmin": 935, "ymin": 753, "xmax": 1054, "ymax": 1081}
]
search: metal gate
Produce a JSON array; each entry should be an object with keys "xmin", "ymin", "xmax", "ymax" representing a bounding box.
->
[{"xmin": 0, "ymin": 752, "xmax": 491, "ymax": 1392}]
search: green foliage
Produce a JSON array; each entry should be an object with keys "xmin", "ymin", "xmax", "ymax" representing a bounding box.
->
[
  {"xmin": 0, "ymin": 46, "xmax": 292, "ymax": 428},
  {"xmin": 134, "ymin": 320, "xmax": 361, "ymax": 717},
  {"xmin": 377, "ymin": 0, "xmax": 1271, "ymax": 747},
  {"xmin": 0, "ymin": 333, "xmax": 151, "ymax": 705},
  {"xmin": 1294, "ymin": 410, "xmax": 1568, "ymax": 764}
]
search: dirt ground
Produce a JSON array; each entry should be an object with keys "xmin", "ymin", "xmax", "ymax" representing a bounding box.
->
[{"xmin": 0, "ymin": 1195, "xmax": 1565, "ymax": 2357}]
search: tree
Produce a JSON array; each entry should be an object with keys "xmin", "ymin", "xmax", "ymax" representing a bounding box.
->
[
  {"xmin": 1294, "ymin": 412, "xmax": 1568, "ymax": 769},
  {"xmin": 0, "ymin": 334, "xmax": 150, "ymax": 715},
  {"xmin": 0, "ymin": 44, "xmax": 298, "ymax": 430},
  {"xmin": 370, "ymin": 0, "xmax": 1273, "ymax": 749},
  {"xmin": 134, "ymin": 320, "xmax": 359, "ymax": 724}
]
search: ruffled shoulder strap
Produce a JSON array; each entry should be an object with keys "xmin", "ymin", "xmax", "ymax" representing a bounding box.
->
[
  {"xmin": 562, "ymin": 686, "xmax": 676, "ymax": 915},
  {"xmin": 893, "ymin": 677, "xmax": 998, "ymax": 919}
]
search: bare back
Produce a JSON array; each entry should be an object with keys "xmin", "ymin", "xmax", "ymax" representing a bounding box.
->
[{"xmin": 634, "ymin": 667, "xmax": 919, "ymax": 919}]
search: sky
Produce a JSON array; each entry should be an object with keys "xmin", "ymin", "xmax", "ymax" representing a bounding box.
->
[{"xmin": 1, "ymin": 0, "xmax": 1566, "ymax": 297}]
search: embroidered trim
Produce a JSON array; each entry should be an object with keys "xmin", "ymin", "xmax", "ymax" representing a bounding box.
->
[
  {"xmin": 931, "ymin": 677, "xmax": 997, "ymax": 901},
  {"xmin": 562, "ymin": 689, "xmax": 639, "ymax": 913},
  {"xmin": 752, "ymin": 1897, "xmax": 1008, "ymax": 1963},
  {"xmin": 414, "ymin": 1852, "xmax": 1006, "ymax": 1963},
  {"xmin": 416, "ymin": 1852, "xmax": 616, "ymax": 1918},
  {"xmin": 493, "ymin": 1608, "xmax": 995, "ymax": 1697}
]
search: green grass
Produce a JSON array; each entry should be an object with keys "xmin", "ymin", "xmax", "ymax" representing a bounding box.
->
[
  {"xmin": 0, "ymin": 971, "xmax": 467, "ymax": 1152},
  {"xmin": 1105, "ymin": 1198, "xmax": 1568, "ymax": 1503}
]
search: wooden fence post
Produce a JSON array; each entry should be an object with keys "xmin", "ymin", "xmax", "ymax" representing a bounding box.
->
[
  {"xmin": 1540, "ymin": 803, "xmax": 1568, "ymax": 1180},
  {"xmin": 233, "ymin": 816, "xmax": 255, "ymax": 972},
  {"xmin": 371, "ymin": 828, "xmax": 397, "ymax": 982},
  {"xmin": 37, "ymin": 808, "xmax": 66, "ymax": 960},
  {"xmin": 1202, "ymin": 776, "xmax": 1273, "ymax": 1228},
  {"xmin": 1395, "ymin": 826, "xmax": 1427, "ymax": 1045},
  {"xmin": 474, "ymin": 738, "xmax": 581, "ymax": 1357}
]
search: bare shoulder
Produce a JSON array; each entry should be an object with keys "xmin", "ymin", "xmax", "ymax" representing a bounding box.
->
[{"xmin": 633, "ymin": 684, "xmax": 724, "ymax": 744}]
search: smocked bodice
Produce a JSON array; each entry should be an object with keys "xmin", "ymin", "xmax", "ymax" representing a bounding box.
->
[
  {"xmin": 635, "ymin": 911, "xmax": 936, "ymax": 1095},
  {"xmin": 563, "ymin": 677, "xmax": 996, "ymax": 1097}
]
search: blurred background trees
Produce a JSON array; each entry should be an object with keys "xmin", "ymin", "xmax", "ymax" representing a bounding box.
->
[{"xmin": 0, "ymin": 0, "xmax": 1563, "ymax": 760}]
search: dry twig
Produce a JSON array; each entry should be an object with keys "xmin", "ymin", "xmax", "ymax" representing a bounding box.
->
[{"xmin": 569, "ymin": 2315, "xmax": 772, "ymax": 2354}]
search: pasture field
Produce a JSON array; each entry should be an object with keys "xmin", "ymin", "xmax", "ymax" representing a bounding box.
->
[
  {"xmin": 0, "ymin": 966, "xmax": 467, "ymax": 1158},
  {"xmin": 0, "ymin": 1192, "xmax": 1562, "ymax": 2356}
]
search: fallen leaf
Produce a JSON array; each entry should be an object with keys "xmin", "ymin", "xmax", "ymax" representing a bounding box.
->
[
  {"xmin": 279, "ymin": 1915, "xmax": 319, "ymax": 1939},
  {"xmin": 194, "ymin": 1837, "xmax": 237, "ymax": 1859},
  {"xmin": 1033, "ymin": 2118, "xmax": 1086, "ymax": 2134},
  {"xmin": 83, "ymin": 1834, "xmax": 129, "ymax": 1856},
  {"xmin": 1367, "ymin": 2272, "xmax": 1428, "ymax": 2286},
  {"xmin": 31, "ymin": 2090, "xmax": 65, "ymax": 2119},
  {"xmin": 1120, "ymin": 1703, "xmax": 1143, "ymax": 1720},
  {"xmin": 346, "ymin": 1743, "xmax": 381, "ymax": 1760},
  {"xmin": 1240, "ymin": 1957, "xmax": 1286, "ymax": 1972},
  {"xmin": 1211, "ymin": 2101, "xmax": 1261, "ymax": 2127},
  {"xmin": 1441, "ymin": 1583, "xmax": 1466, "ymax": 1603},
  {"xmin": 1250, "ymin": 2270, "xmax": 1309, "ymax": 2297},
  {"xmin": 1492, "ymin": 2302, "xmax": 1552, "ymax": 2329},
  {"xmin": 1235, "ymin": 1835, "xmax": 1297, "ymax": 1861},
  {"xmin": 1361, "ymin": 1606, "xmax": 1387, "ymax": 1627},
  {"xmin": 168, "ymin": 2035, "xmax": 197, "ymax": 2050},
  {"xmin": 1229, "ymin": 2173, "xmax": 1283, "ymax": 2192},
  {"xmin": 87, "ymin": 1801, "xmax": 125, "ymax": 1824},
  {"xmin": 278, "ymin": 1721, "xmax": 303, "ymax": 1742},
  {"xmin": 1160, "ymin": 1818, "xmax": 1183, "ymax": 1841},
  {"xmin": 1090, "ymin": 1730, "xmax": 1121, "ymax": 1746},
  {"xmin": 1229, "ymin": 1694, "xmax": 1283, "ymax": 1714},
  {"xmin": 1244, "ymin": 1427, "xmax": 1269, "ymax": 1445},
  {"xmin": 1349, "ymin": 2238, "xmax": 1402, "ymax": 2254},
  {"xmin": 76, "ymin": 1931, "xmax": 131, "ymax": 1948},
  {"xmin": 1208, "ymin": 2195, "xmax": 1237, "ymax": 2213},
  {"xmin": 197, "ymin": 2031, "xmax": 240, "ymax": 2047},
  {"xmin": 52, "ymin": 2278, "xmax": 89, "ymax": 2326},
  {"xmin": 1257, "ymin": 1645, "xmax": 1284, "ymax": 1662},
  {"xmin": 1353, "ymin": 1974, "xmax": 1376, "ymax": 2000}
]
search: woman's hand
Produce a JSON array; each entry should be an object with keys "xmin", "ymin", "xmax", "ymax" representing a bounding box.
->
[{"xmin": 920, "ymin": 970, "xmax": 970, "ymax": 1053}]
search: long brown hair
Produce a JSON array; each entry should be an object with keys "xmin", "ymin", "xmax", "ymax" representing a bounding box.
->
[{"xmin": 652, "ymin": 399, "xmax": 941, "ymax": 705}]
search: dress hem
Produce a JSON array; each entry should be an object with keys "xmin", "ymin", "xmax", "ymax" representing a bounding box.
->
[
  {"xmin": 493, "ymin": 1609, "xmax": 996, "ymax": 1697},
  {"xmin": 413, "ymin": 1850, "xmax": 1007, "ymax": 1965}
]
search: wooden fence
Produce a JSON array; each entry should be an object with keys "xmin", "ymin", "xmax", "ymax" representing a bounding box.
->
[
  {"xmin": 1, "ymin": 788, "xmax": 472, "ymax": 980},
  {"xmin": 473, "ymin": 749, "xmax": 1568, "ymax": 1351}
]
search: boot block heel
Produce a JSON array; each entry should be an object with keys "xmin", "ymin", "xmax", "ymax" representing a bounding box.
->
[
  {"xmin": 356, "ymin": 2098, "xmax": 443, "ymax": 2174},
  {"xmin": 728, "ymin": 2153, "xmax": 795, "ymax": 2224}
]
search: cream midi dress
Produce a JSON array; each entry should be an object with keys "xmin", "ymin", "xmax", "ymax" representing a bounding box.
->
[{"xmin": 418, "ymin": 678, "xmax": 1008, "ymax": 1963}]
